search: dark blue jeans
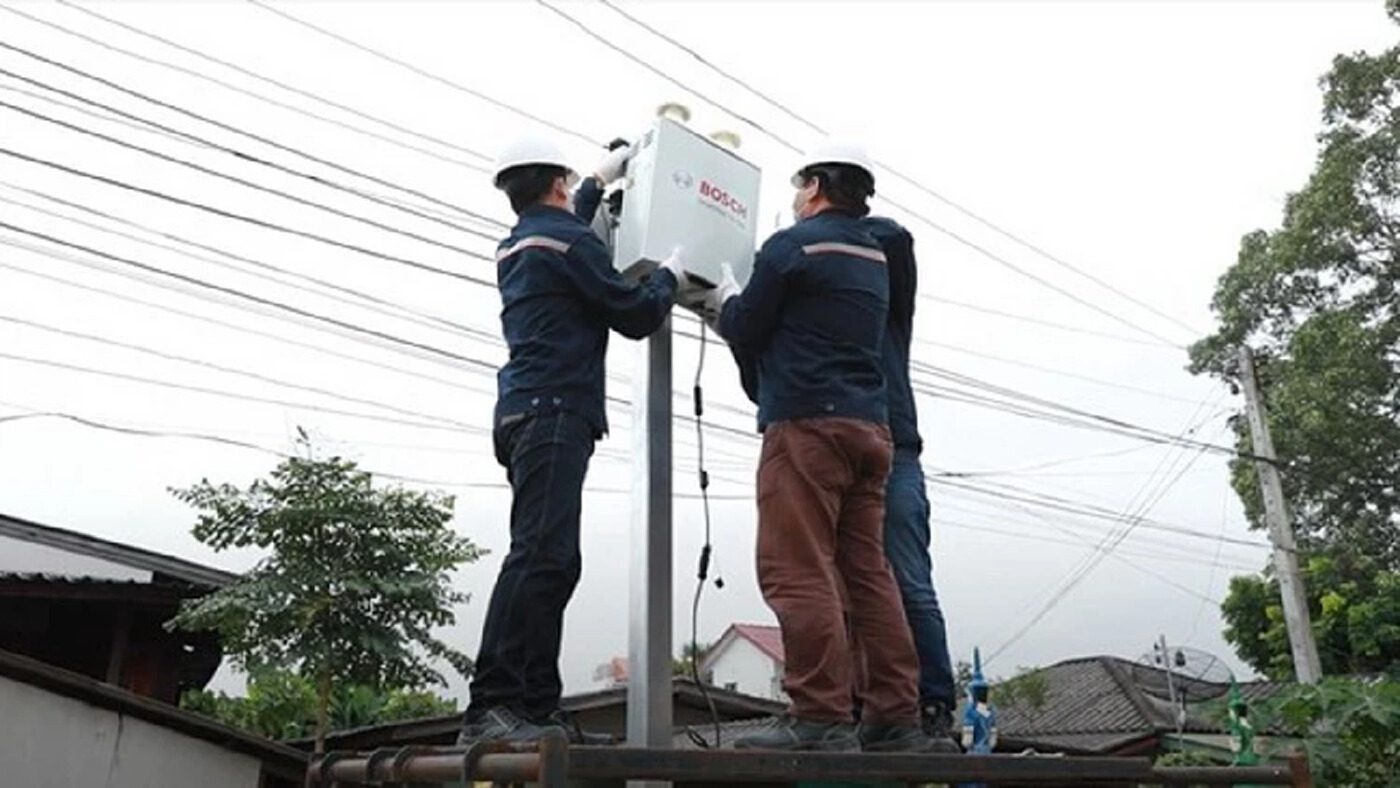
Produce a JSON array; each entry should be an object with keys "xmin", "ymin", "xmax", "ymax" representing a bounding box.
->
[
  {"xmin": 466, "ymin": 410, "xmax": 595, "ymax": 721},
  {"xmin": 884, "ymin": 446, "xmax": 956, "ymax": 709}
]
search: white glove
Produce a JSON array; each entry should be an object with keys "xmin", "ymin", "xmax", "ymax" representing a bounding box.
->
[
  {"xmin": 660, "ymin": 247, "xmax": 705, "ymax": 304},
  {"xmin": 659, "ymin": 246, "xmax": 688, "ymax": 283},
  {"xmin": 697, "ymin": 263, "xmax": 740, "ymax": 332},
  {"xmin": 714, "ymin": 263, "xmax": 741, "ymax": 304},
  {"xmin": 594, "ymin": 144, "xmax": 637, "ymax": 185}
]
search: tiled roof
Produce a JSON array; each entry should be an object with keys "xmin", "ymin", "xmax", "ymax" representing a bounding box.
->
[{"xmin": 990, "ymin": 655, "xmax": 1289, "ymax": 754}]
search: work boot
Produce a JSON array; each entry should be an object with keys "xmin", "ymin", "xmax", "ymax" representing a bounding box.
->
[
  {"xmin": 456, "ymin": 706, "xmax": 556, "ymax": 745},
  {"xmin": 859, "ymin": 722, "xmax": 941, "ymax": 753},
  {"xmin": 921, "ymin": 703, "xmax": 962, "ymax": 753},
  {"xmin": 536, "ymin": 709, "xmax": 617, "ymax": 746},
  {"xmin": 732, "ymin": 715, "xmax": 859, "ymax": 752}
]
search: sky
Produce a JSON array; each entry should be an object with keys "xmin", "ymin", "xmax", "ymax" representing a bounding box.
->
[{"xmin": 0, "ymin": 0, "xmax": 1393, "ymax": 702}]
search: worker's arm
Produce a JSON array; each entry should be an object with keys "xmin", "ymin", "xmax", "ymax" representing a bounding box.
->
[
  {"xmin": 886, "ymin": 228, "xmax": 917, "ymax": 336},
  {"xmin": 573, "ymin": 177, "xmax": 605, "ymax": 225},
  {"xmin": 730, "ymin": 344, "xmax": 760, "ymax": 405},
  {"xmin": 562, "ymin": 232, "xmax": 677, "ymax": 339},
  {"xmin": 717, "ymin": 237, "xmax": 792, "ymax": 347}
]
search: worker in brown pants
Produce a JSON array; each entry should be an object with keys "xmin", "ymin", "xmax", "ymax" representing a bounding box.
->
[{"xmin": 693, "ymin": 142, "xmax": 926, "ymax": 752}]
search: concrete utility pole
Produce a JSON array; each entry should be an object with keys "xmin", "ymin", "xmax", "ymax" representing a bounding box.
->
[
  {"xmin": 1236, "ymin": 346, "xmax": 1323, "ymax": 684},
  {"xmin": 628, "ymin": 322, "xmax": 673, "ymax": 785}
]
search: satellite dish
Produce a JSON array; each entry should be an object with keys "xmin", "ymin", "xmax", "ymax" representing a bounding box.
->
[{"xmin": 1128, "ymin": 645, "xmax": 1235, "ymax": 703}]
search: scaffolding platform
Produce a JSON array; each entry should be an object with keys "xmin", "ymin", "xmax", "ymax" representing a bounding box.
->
[{"xmin": 306, "ymin": 730, "xmax": 1311, "ymax": 787}]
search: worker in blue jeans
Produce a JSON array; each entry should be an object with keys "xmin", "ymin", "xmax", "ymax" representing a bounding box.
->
[
  {"xmin": 863, "ymin": 212, "xmax": 959, "ymax": 751},
  {"xmin": 459, "ymin": 135, "xmax": 698, "ymax": 745}
]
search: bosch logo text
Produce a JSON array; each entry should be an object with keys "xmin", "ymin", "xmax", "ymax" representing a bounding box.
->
[{"xmin": 699, "ymin": 180, "xmax": 748, "ymax": 221}]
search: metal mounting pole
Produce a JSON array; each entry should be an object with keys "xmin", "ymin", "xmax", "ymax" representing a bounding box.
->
[{"xmin": 628, "ymin": 320, "xmax": 673, "ymax": 787}]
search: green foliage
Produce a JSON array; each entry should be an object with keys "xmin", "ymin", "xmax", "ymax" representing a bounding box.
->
[
  {"xmin": 1193, "ymin": 5, "xmax": 1400, "ymax": 675},
  {"xmin": 952, "ymin": 661, "xmax": 1047, "ymax": 711},
  {"xmin": 1222, "ymin": 551, "xmax": 1400, "ymax": 679},
  {"xmin": 1154, "ymin": 750, "xmax": 1224, "ymax": 768},
  {"xmin": 181, "ymin": 669, "xmax": 457, "ymax": 741},
  {"xmin": 167, "ymin": 450, "xmax": 483, "ymax": 749},
  {"xmin": 1250, "ymin": 677, "xmax": 1400, "ymax": 786},
  {"xmin": 995, "ymin": 667, "xmax": 1049, "ymax": 711},
  {"xmin": 673, "ymin": 641, "xmax": 712, "ymax": 679}
]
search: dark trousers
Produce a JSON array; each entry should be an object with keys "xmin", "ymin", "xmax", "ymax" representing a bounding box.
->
[
  {"xmin": 466, "ymin": 410, "xmax": 594, "ymax": 720},
  {"xmin": 756, "ymin": 417, "xmax": 920, "ymax": 725},
  {"xmin": 885, "ymin": 447, "xmax": 957, "ymax": 709}
]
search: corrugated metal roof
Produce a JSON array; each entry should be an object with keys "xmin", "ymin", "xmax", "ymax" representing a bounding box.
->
[
  {"xmin": 0, "ymin": 647, "xmax": 305, "ymax": 777},
  {"xmin": 0, "ymin": 512, "xmax": 236, "ymax": 588}
]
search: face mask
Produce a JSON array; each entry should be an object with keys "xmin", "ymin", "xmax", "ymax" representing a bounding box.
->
[{"xmin": 791, "ymin": 180, "xmax": 816, "ymax": 221}]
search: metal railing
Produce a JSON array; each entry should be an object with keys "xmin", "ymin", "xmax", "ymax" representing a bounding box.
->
[{"xmin": 307, "ymin": 730, "xmax": 1312, "ymax": 786}]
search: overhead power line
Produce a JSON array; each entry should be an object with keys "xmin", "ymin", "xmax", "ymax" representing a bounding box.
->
[
  {"xmin": 0, "ymin": 149, "xmax": 496, "ymax": 286},
  {"xmin": 243, "ymin": 0, "xmax": 597, "ymax": 146},
  {"xmin": 924, "ymin": 294, "xmax": 1182, "ymax": 350},
  {"xmin": 593, "ymin": 0, "xmax": 1200, "ymax": 339},
  {"xmin": 49, "ymin": 0, "xmax": 495, "ymax": 164},
  {"xmin": 0, "ymin": 314, "xmax": 481, "ymax": 431},
  {"xmin": 0, "ymin": 6, "xmax": 488, "ymax": 170},
  {"xmin": 0, "ymin": 225, "xmax": 498, "ymax": 372},
  {"xmin": 0, "ymin": 100, "xmax": 498, "ymax": 251},
  {"xmin": 0, "ymin": 187, "xmax": 496, "ymax": 344},
  {"xmin": 917, "ymin": 338, "xmax": 1203, "ymax": 405},
  {"xmin": 0, "ymin": 41, "xmax": 506, "ymax": 228},
  {"xmin": 0, "ymin": 351, "xmax": 464, "ymax": 433}
]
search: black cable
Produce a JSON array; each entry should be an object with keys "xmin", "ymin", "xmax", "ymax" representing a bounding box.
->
[
  {"xmin": 0, "ymin": 239, "xmax": 764, "ymax": 456},
  {"xmin": 924, "ymin": 294, "xmax": 1182, "ymax": 349},
  {"xmin": 0, "ymin": 314, "xmax": 482, "ymax": 432},
  {"xmin": 0, "ymin": 41, "xmax": 506, "ymax": 227},
  {"xmin": 244, "ymin": 0, "xmax": 598, "ymax": 147},
  {"xmin": 0, "ymin": 224, "xmax": 498, "ymax": 372},
  {"xmin": 0, "ymin": 6, "xmax": 487, "ymax": 171},
  {"xmin": 0, "ymin": 102, "xmax": 491, "ymax": 254},
  {"xmin": 592, "ymin": 0, "xmax": 1200, "ymax": 339},
  {"xmin": 688, "ymin": 320, "xmax": 724, "ymax": 749},
  {"xmin": 0, "ymin": 188, "xmax": 499, "ymax": 344},
  {"xmin": 0, "ymin": 256, "xmax": 500, "ymax": 397},
  {"xmin": 0, "ymin": 149, "xmax": 498, "ymax": 286},
  {"xmin": 917, "ymin": 339, "xmax": 1204, "ymax": 405},
  {"xmin": 0, "ymin": 65, "xmax": 502, "ymax": 237},
  {"xmin": 47, "ymin": 0, "xmax": 495, "ymax": 165},
  {"xmin": 0, "ymin": 351, "xmax": 463, "ymax": 433}
]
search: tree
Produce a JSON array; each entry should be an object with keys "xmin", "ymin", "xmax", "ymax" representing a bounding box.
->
[
  {"xmin": 673, "ymin": 641, "xmax": 711, "ymax": 680},
  {"xmin": 1249, "ymin": 677, "xmax": 1400, "ymax": 786},
  {"xmin": 1223, "ymin": 552, "xmax": 1400, "ymax": 679},
  {"xmin": 1190, "ymin": 2, "xmax": 1400, "ymax": 675},
  {"xmin": 167, "ymin": 450, "xmax": 483, "ymax": 751},
  {"xmin": 181, "ymin": 668, "xmax": 458, "ymax": 741}
]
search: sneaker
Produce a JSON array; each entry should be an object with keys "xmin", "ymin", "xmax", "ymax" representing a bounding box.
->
[
  {"xmin": 732, "ymin": 715, "xmax": 859, "ymax": 752},
  {"xmin": 456, "ymin": 706, "xmax": 555, "ymax": 745},
  {"xmin": 859, "ymin": 722, "xmax": 941, "ymax": 753},
  {"xmin": 536, "ymin": 709, "xmax": 616, "ymax": 746},
  {"xmin": 921, "ymin": 704, "xmax": 962, "ymax": 753}
]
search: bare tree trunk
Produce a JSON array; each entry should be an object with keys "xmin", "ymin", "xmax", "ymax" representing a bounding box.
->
[{"xmin": 315, "ymin": 671, "xmax": 332, "ymax": 754}]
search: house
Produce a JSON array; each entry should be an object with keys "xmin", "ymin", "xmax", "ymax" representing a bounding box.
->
[
  {"xmin": 0, "ymin": 647, "xmax": 305, "ymax": 788},
  {"xmin": 988, "ymin": 654, "xmax": 1294, "ymax": 760},
  {"xmin": 698, "ymin": 623, "xmax": 787, "ymax": 701},
  {"xmin": 0, "ymin": 512, "xmax": 235, "ymax": 703},
  {"xmin": 305, "ymin": 677, "xmax": 785, "ymax": 751}
]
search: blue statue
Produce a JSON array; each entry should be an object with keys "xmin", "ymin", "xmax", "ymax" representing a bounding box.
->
[{"xmin": 962, "ymin": 648, "xmax": 998, "ymax": 753}]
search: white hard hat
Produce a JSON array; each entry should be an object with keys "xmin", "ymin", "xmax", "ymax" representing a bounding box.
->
[
  {"xmin": 791, "ymin": 140, "xmax": 876, "ymax": 187},
  {"xmin": 492, "ymin": 135, "xmax": 578, "ymax": 189}
]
